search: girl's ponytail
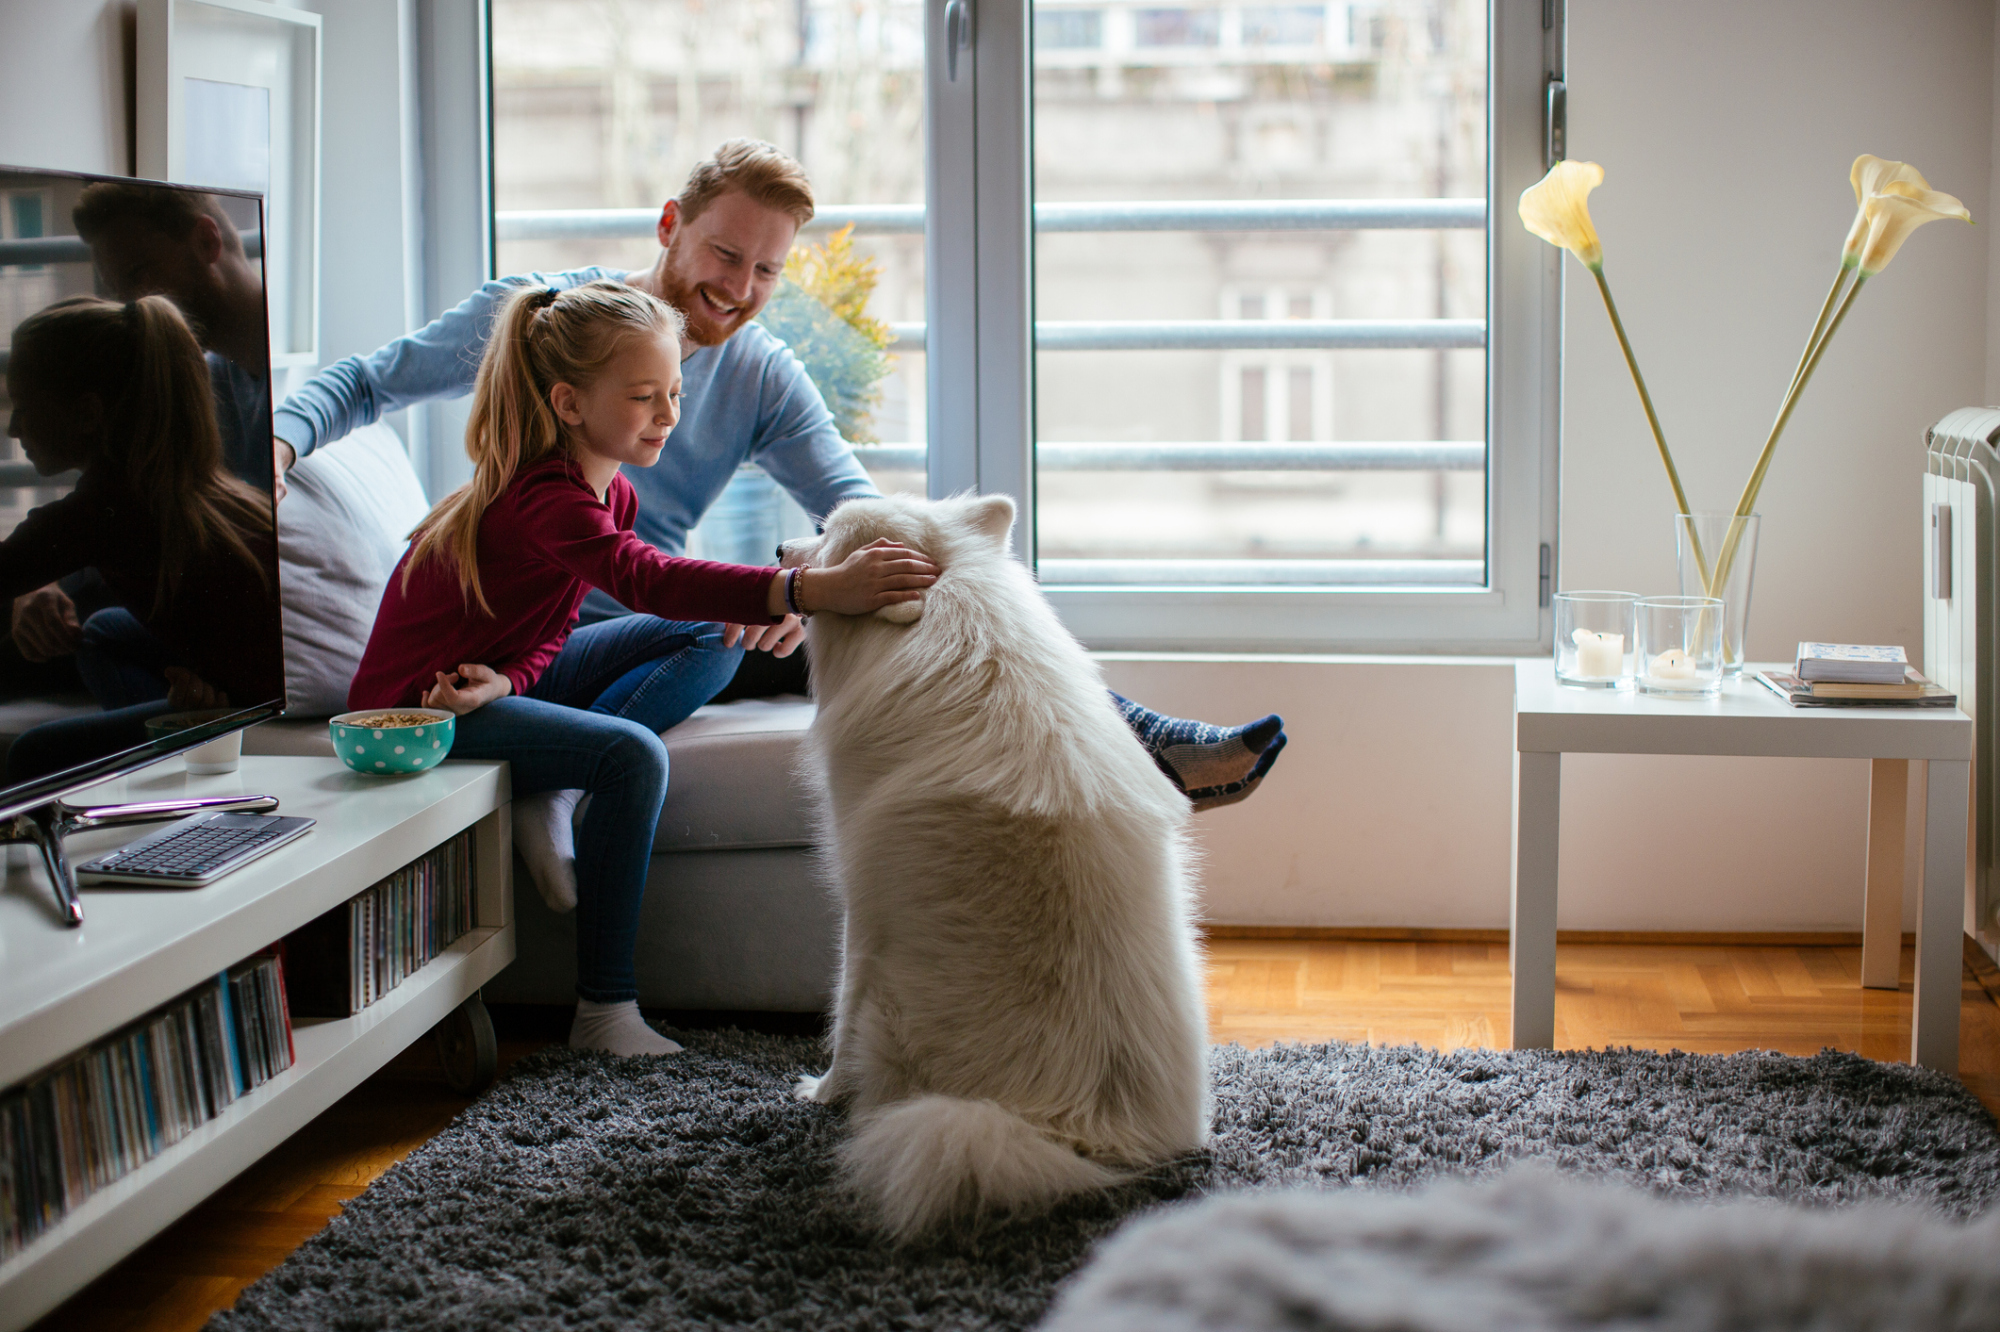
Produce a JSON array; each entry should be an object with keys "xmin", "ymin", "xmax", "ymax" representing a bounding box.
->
[
  {"xmin": 403, "ymin": 280, "xmax": 683, "ymax": 615},
  {"xmin": 403, "ymin": 284, "xmax": 565, "ymax": 615},
  {"xmin": 124, "ymin": 294, "xmax": 272, "ymax": 610}
]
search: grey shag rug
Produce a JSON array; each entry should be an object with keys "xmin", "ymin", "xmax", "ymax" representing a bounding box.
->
[{"xmin": 209, "ymin": 1032, "xmax": 2000, "ymax": 1332}]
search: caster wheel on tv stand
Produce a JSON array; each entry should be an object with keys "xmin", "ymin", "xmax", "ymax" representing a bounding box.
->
[{"xmin": 435, "ymin": 992, "xmax": 497, "ymax": 1095}]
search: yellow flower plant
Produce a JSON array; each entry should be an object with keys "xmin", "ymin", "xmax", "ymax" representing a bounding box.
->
[{"xmin": 1520, "ymin": 153, "xmax": 1973, "ymax": 605}]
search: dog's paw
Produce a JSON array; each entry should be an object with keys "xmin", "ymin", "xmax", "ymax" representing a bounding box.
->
[{"xmin": 794, "ymin": 1074, "xmax": 825, "ymax": 1102}]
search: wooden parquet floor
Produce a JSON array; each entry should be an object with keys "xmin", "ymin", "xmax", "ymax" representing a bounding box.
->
[{"xmin": 32, "ymin": 938, "xmax": 2000, "ymax": 1332}]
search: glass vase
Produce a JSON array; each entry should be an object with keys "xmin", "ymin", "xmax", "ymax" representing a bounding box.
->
[{"xmin": 1675, "ymin": 512, "xmax": 1760, "ymax": 676}]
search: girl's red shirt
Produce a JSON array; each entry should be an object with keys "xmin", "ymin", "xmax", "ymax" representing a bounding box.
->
[{"xmin": 348, "ymin": 457, "xmax": 777, "ymax": 710}]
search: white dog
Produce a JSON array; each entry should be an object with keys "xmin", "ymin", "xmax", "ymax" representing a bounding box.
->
[{"xmin": 785, "ymin": 492, "xmax": 1210, "ymax": 1240}]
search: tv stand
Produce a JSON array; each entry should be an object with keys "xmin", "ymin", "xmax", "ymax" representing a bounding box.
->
[
  {"xmin": 2, "ymin": 791, "xmax": 280, "ymax": 927},
  {"xmin": 0, "ymin": 755, "xmax": 514, "ymax": 1331}
]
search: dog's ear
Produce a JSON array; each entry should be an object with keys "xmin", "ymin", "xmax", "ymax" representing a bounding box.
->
[
  {"xmin": 874, "ymin": 600, "xmax": 923, "ymax": 625},
  {"xmin": 966, "ymin": 493, "xmax": 1016, "ymax": 545}
]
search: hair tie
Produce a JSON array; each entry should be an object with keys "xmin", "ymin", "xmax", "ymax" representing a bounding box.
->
[{"xmin": 528, "ymin": 286, "xmax": 560, "ymax": 312}]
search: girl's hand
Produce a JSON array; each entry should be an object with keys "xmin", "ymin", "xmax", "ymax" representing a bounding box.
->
[
  {"xmin": 725, "ymin": 615, "xmax": 808, "ymax": 658},
  {"xmin": 421, "ymin": 663, "xmax": 512, "ymax": 715},
  {"xmin": 796, "ymin": 539, "xmax": 939, "ymax": 617}
]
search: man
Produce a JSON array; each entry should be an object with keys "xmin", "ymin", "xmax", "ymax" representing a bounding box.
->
[
  {"xmin": 73, "ymin": 183, "xmax": 275, "ymax": 489},
  {"xmin": 271, "ymin": 140, "xmax": 1286, "ymax": 814}
]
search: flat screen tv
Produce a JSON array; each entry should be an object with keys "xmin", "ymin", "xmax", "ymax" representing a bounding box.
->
[{"xmin": 0, "ymin": 165, "xmax": 286, "ymax": 925}]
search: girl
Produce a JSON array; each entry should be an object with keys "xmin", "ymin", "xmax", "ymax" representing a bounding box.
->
[
  {"xmin": 348, "ymin": 280, "xmax": 935, "ymax": 1056},
  {"xmin": 1, "ymin": 294, "xmax": 280, "ymax": 779}
]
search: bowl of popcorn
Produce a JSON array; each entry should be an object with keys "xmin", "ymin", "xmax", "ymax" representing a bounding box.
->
[{"xmin": 329, "ymin": 707, "xmax": 456, "ymax": 775}]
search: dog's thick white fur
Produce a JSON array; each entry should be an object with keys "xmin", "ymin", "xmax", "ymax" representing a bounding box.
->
[{"xmin": 784, "ymin": 492, "xmax": 1210, "ymax": 1240}]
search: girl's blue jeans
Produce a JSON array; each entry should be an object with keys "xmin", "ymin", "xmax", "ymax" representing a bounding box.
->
[{"xmin": 448, "ymin": 615, "xmax": 744, "ymax": 1003}]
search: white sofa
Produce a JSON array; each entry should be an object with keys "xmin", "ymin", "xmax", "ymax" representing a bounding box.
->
[
  {"xmin": 0, "ymin": 424, "xmax": 835, "ymax": 1010},
  {"xmin": 249, "ymin": 695, "xmax": 836, "ymax": 1012}
]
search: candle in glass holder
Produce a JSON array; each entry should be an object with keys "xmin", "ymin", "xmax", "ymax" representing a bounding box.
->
[
  {"xmin": 1648, "ymin": 648, "xmax": 1698, "ymax": 682},
  {"xmin": 1571, "ymin": 629, "xmax": 1623, "ymax": 679}
]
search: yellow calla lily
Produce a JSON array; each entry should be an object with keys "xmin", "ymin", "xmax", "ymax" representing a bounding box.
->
[
  {"xmin": 1841, "ymin": 155, "xmax": 1932, "ymax": 266},
  {"xmin": 1856, "ymin": 180, "xmax": 1972, "ymax": 276},
  {"xmin": 1518, "ymin": 160, "xmax": 1605, "ymax": 270}
]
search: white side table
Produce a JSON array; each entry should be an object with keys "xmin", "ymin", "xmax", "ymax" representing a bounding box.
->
[{"xmin": 1512, "ymin": 660, "xmax": 1972, "ymax": 1072}]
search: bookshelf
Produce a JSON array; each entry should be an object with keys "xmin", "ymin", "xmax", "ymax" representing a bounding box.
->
[{"xmin": 0, "ymin": 755, "xmax": 513, "ymax": 1331}]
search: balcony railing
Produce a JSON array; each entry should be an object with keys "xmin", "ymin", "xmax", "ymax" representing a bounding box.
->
[
  {"xmin": 851, "ymin": 440, "xmax": 1483, "ymax": 473},
  {"xmin": 498, "ymin": 197, "xmax": 1486, "ymax": 354}
]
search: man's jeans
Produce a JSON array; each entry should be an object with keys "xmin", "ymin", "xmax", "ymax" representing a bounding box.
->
[
  {"xmin": 447, "ymin": 615, "xmax": 743, "ymax": 1002},
  {"xmin": 77, "ymin": 607, "xmax": 172, "ymax": 710}
]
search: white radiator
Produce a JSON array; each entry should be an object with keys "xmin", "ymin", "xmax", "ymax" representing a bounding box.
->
[{"xmin": 1923, "ymin": 406, "xmax": 2000, "ymax": 943}]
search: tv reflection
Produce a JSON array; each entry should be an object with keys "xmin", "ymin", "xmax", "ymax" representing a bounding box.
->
[{"xmin": 0, "ymin": 288, "xmax": 280, "ymax": 783}]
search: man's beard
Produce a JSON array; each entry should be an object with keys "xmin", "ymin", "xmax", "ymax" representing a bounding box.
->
[{"xmin": 656, "ymin": 262, "xmax": 750, "ymax": 348}]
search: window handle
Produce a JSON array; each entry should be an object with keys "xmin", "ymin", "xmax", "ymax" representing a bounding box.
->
[
  {"xmin": 946, "ymin": 0, "xmax": 971, "ymax": 81},
  {"xmin": 1545, "ymin": 77, "xmax": 1567, "ymax": 167}
]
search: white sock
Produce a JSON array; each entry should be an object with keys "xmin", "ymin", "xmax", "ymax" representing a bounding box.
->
[
  {"xmin": 568, "ymin": 999, "xmax": 682, "ymax": 1056},
  {"xmin": 516, "ymin": 788, "xmax": 581, "ymax": 913}
]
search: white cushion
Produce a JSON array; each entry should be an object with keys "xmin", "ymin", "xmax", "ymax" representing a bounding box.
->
[
  {"xmin": 277, "ymin": 423, "xmax": 431, "ymax": 716},
  {"xmin": 654, "ymin": 695, "xmax": 816, "ymax": 850}
]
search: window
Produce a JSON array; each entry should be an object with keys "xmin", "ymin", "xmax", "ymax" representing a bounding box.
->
[
  {"xmin": 489, "ymin": 0, "xmax": 929, "ymax": 565},
  {"xmin": 489, "ymin": 0, "xmax": 1559, "ymax": 651},
  {"xmin": 1025, "ymin": 0, "xmax": 1556, "ymax": 648}
]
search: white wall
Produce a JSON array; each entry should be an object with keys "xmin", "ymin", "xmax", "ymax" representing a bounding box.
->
[
  {"xmin": 1562, "ymin": 0, "xmax": 1990, "ymax": 659},
  {"xmin": 0, "ymin": 1, "xmax": 131, "ymax": 178}
]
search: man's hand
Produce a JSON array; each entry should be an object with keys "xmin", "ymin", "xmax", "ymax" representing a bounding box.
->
[
  {"xmin": 723, "ymin": 615, "xmax": 808, "ymax": 658},
  {"xmin": 11, "ymin": 583, "xmax": 80, "ymax": 661},
  {"xmin": 421, "ymin": 663, "xmax": 512, "ymax": 715},
  {"xmin": 164, "ymin": 667, "xmax": 229, "ymax": 711},
  {"xmin": 273, "ymin": 436, "xmax": 297, "ymax": 503}
]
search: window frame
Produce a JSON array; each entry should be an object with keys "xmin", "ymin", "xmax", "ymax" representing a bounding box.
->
[{"xmin": 926, "ymin": 0, "xmax": 1563, "ymax": 654}]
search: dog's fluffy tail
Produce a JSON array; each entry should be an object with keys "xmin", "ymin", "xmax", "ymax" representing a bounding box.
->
[{"xmin": 841, "ymin": 1095, "xmax": 1120, "ymax": 1240}]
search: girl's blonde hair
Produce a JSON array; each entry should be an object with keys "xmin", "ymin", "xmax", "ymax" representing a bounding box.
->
[
  {"xmin": 7, "ymin": 295, "xmax": 271, "ymax": 614},
  {"xmin": 404, "ymin": 280, "xmax": 685, "ymax": 614}
]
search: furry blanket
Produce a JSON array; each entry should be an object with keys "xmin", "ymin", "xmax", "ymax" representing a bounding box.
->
[{"xmin": 1042, "ymin": 1164, "xmax": 2000, "ymax": 1331}]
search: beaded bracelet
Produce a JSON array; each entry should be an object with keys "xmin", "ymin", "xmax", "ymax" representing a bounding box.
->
[{"xmin": 784, "ymin": 565, "xmax": 810, "ymax": 618}]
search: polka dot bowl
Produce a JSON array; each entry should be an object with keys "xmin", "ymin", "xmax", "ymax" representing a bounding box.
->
[{"xmin": 328, "ymin": 708, "xmax": 456, "ymax": 776}]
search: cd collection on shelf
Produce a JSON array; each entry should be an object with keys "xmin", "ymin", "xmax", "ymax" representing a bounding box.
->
[
  {"xmin": 283, "ymin": 830, "xmax": 475, "ymax": 1018},
  {"xmin": 0, "ymin": 954, "xmax": 294, "ymax": 1262}
]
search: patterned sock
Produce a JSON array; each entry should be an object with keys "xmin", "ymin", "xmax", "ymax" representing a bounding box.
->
[
  {"xmin": 1112, "ymin": 694, "xmax": 1288, "ymax": 810},
  {"xmin": 1186, "ymin": 730, "xmax": 1287, "ymax": 811},
  {"xmin": 516, "ymin": 788, "xmax": 582, "ymax": 913},
  {"xmin": 568, "ymin": 1000, "xmax": 682, "ymax": 1056}
]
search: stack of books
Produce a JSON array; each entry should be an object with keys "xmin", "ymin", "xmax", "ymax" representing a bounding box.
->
[
  {"xmin": 0, "ymin": 954, "xmax": 294, "ymax": 1260},
  {"xmin": 1756, "ymin": 643, "xmax": 1957, "ymax": 708},
  {"xmin": 283, "ymin": 831, "xmax": 475, "ymax": 1018}
]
